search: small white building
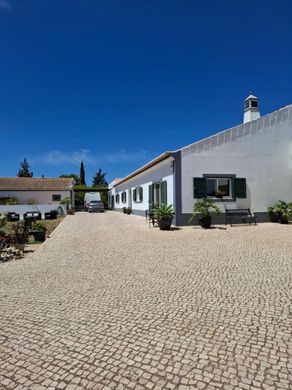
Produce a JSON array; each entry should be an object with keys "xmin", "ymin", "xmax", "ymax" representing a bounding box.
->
[
  {"xmin": 0, "ymin": 177, "xmax": 74, "ymax": 205},
  {"xmin": 109, "ymin": 96, "xmax": 292, "ymax": 225}
]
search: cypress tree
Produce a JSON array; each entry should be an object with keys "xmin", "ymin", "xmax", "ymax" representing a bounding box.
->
[{"xmin": 79, "ymin": 161, "xmax": 86, "ymax": 185}]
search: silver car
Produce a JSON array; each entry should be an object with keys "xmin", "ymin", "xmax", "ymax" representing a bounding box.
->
[{"xmin": 88, "ymin": 200, "xmax": 105, "ymax": 213}]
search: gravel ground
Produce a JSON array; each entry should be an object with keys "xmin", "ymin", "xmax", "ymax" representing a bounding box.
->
[{"xmin": 0, "ymin": 211, "xmax": 292, "ymax": 390}]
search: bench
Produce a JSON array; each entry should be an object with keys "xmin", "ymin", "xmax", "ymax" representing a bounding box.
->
[{"xmin": 225, "ymin": 208, "xmax": 257, "ymax": 226}]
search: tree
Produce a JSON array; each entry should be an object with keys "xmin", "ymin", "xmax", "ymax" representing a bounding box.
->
[
  {"xmin": 17, "ymin": 158, "xmax": 33, "ymax": 177},
  {"xmin": 92, "ymin": 168, "xmax": 108, "ymax": 187},
  {"xmin": 59, "ymin": 174, "xmax": 80, "ymax": 185},
  {"xmin": 79, "ymin": 161, "xmax": 86, "ymax": 185}
]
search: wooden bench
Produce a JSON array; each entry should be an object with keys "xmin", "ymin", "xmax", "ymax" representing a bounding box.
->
[{"xmin": 225, "ymin": 208, "xmax": 257, "ymax": 226}]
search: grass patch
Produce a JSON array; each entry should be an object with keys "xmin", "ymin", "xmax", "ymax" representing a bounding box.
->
[{"xmin": 1, "ymin": 218, "xmax": 64, "ymax": 238}]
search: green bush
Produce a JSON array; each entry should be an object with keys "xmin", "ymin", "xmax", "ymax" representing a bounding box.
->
[
  {"xmin": 5, "ymin": 197, "xmax": 17, "ymax": 205},
  {"xmin": 32, "ymin": 222, "xmax": 47, "ymax": 231},
  {"xmin": 273, "ymin": 200, "xmax": 292, "ymax": 224},
  {"xmin": 189, "ymin": 199, "xmax": 221, "ymax": 222}
]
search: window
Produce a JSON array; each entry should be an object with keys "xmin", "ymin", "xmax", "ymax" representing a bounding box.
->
[
  {"xmin": 115, "ymin": 193, "xmax": 120, "ymax": 203},
  {"xmin": 133, "ymin": 187, "xmax": 143, "ymax": 202},
  {"xmin": 121, "ymin": 191, "xmax": 127, "ymax": 203},
  {"xmin": 206, "ymin": 177, "xmax": 231, "ymax": 197},
  {"xmin": 52, "ymin": 194, "xmax": 61, "ymax": 201},
  {"xmin": 194, "ymin": 177, "xmax": 247, "ymax": 199},
  {"xmin": 149, "ymin": 181, "xmax": 167, "ymax": 207},
  {"xmin": 251, "ymin": 100, "xmax": 258, "ymax": 108}
]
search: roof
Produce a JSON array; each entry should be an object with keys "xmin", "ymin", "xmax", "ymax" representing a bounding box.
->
[
  {"xmin": 113, "ymin": 103, "xmax": 292, "ymax": 188},
  {"xmin": 0, "ymin": 177, "xmax": 74, "ymax": 191},
  {"xmin": 114, "ymin": 152, "xmax": 173, "ymax": 187},
  {"xmin": 245, "ymin": 94, "xmax": 258, "ymax": 100}
]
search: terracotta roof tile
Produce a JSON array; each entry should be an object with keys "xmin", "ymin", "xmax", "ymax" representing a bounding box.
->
[{"xmin": 0, "ymin": 177, "xmax": 74, "ymax": 191}]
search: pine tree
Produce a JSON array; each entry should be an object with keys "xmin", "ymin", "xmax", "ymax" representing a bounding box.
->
[
  {"xmin": 17, "ymin": 158, "xmax": 33, "ymax": 177},
  {"xmin": 92, "ymin": 168, "xmax": 108, "ymax": 187},
  {"xmin": 79, "ymin": 161, "xmax": 86, "ymax": 185}
]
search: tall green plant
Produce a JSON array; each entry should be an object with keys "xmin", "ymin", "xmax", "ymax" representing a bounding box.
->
[
  {"xmin": 92, "ymin": 168, "xmax": 108, "ymax": 187},
  {"xmin": 189, "ymin": 199, "xmax": 221, "ymax": 222},
  {"xmin": 17, "ymin": 158, "xmax": 33, "ymax": 177},
  {"xmin": 79, "ymin": 161, "xmax": 86, "ymax": 185},
  {"xmin": 273, "ymin": 200, "xmax": 292, "ymax": 224},
  {"xmin": 155, "ymin": 204, "xmax": 174, "ymax": 219}
]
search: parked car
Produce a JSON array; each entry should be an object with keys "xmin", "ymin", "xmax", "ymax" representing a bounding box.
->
[
  {"xmin": 84, "ymin": 192, "xmax": 101, "ymax": 210},
  {"xmin": 88, "ymin": 200, "xmax": 104, "ymax": 213}
]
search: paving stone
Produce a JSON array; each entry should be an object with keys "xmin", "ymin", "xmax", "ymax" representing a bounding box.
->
[{"xmin": 0, "ymin": 213, "xmax": 292, "ymax": 389}]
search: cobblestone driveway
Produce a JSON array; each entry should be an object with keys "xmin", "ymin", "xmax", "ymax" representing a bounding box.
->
[{"xmin": 1, "ymin": 212, "xmax": 292, "ymax": 390}]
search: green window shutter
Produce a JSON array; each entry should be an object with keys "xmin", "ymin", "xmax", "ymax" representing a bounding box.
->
[
  {"xmin": 148, "ymin": 184, "xmax": 153, "ymax": 206},
  {"xmin": 193, "ymin": 177, "xmax": 206, "ymax": 198},
  {"xmin": 139, "ymin": 187, "xmax": 143, "ymax": 202},
  {"xmin": 160, "ymin": 181, "xmax": 167, "ymax": 204},
  {"xmin": 234, "ymin": 178, "xmax": 247, "ymax": 198},
  {"xmin": 133, "ymin": 188, "xmax": 137, "ymax": 202}
]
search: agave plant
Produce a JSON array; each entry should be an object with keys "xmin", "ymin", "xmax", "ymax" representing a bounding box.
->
[
  {"xmin": 189, "ymin": 199, "xmax": 221, "ymax": 228},
  {"xmin": 154, "ymin": 204, "xmax": 174, "ymax": 230},
  {"xmin": 155, "ymin": 204, "xmax": 174, "ymax": 219}
]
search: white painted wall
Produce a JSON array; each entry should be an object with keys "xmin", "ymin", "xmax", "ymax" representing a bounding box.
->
[
  {"xmin": 181, "ymin": 105, "xmax": 292, "ymax": 214},
  {"xmin": 109, "ymin": 157, "xmax": 174, "ymax": 212},
  {"xmin": 0, "ymin": 190, "xmax": 72, "ymax": 205}
]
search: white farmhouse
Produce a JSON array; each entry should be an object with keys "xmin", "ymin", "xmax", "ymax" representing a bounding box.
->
[{"xmin": 109, "ymin": 96, "xmax": 292, "ymax": 225}]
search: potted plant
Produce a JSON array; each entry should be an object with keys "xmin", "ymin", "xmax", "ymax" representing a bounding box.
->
[
  {"xmin": 215, "ymin": 190, "xmax": 225, "ymax": 199},
  {"xmin": 267, "ymin": 205, "xmax": 278, "ymax": 222},
  {"xmin": 155, "ymin": 204, "xmax": 174, "ymax": 230},
  {"xmin": 274, "ymin": 200, "xmax": 292, "ymax": 224},
  {"xmin": 189, "ymin": 199, "xmax": 222, "ymax": 229},
  {"xmin": 12, "ymin": 224, "xmax": 28, "ymax": 252},
  {"xmin": 126, "ymin": 207, "xmax": 132, "ymax": 215},
  {"xmin": 122, "ymin": 207, "xmax": 127, "ymax": 214},
  {"xmin": 31, "ymin": 221, "xmax": 47, "ymax": 242}
]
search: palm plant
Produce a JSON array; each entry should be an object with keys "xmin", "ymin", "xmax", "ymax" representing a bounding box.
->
[
  {"xmin": 155, "ymin": 204, "xmax": 174, "ymax": 230},
  {"xmin": 189, "ymin": 199, "xmax": 221, "ymax": 228},
  {"xmin": 155, "ymin": 204, "xmax": 174, "ymax": 219},
  {"xmin": 273, "ymin": 200, "xmax": 292, "ymax": 224}
]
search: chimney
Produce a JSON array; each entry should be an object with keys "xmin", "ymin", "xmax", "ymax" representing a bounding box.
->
[{"xmin": 243, "ymin": 93, "xmax": 260, "ymax": 123}]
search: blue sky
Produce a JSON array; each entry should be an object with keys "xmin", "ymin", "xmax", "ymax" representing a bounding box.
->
[{"xmin": 0, "ymin": 0, "xmax": 291, "ymax": 184}]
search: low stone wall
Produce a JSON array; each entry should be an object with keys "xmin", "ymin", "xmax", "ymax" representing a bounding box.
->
[{"xmin": 0, "ymin": 204, "xmax": 67, "ymax": 220}]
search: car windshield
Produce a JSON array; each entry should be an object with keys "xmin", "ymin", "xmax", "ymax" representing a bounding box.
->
[{"xmin": 89, "ymin": 201, "xmax": 101, "ymax": 204}]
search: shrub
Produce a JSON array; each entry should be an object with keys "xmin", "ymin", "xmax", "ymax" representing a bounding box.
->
[
  {"xmin": 5, "ymin": 197, "xmax": 17, "ymax": 205},
  {"xmin": 189, "ymin": 199, "xmax": 222, "ymax": 221},
  {"xmin": 27, "ymin": 198, "xmax": 36, "ymax": 205},
  {"xmin": 12, "ymin": 224, "xmax": 28, "ymax": 244},
  {"xmin": 32, "ymin": 222, "xmax": 47, "ymax": 231},
  {"xmin": 273, "ymin": 200, "xmax": 292, "ymax": 224},
  {"xmin": 67, "ymin": 208, "xmax": 75, "ymax": 215}
]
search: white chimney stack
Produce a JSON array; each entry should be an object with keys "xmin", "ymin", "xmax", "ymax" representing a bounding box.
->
[{"xmin": 243, "ymin": 93, "xmax": 260, "ymax": 123}]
